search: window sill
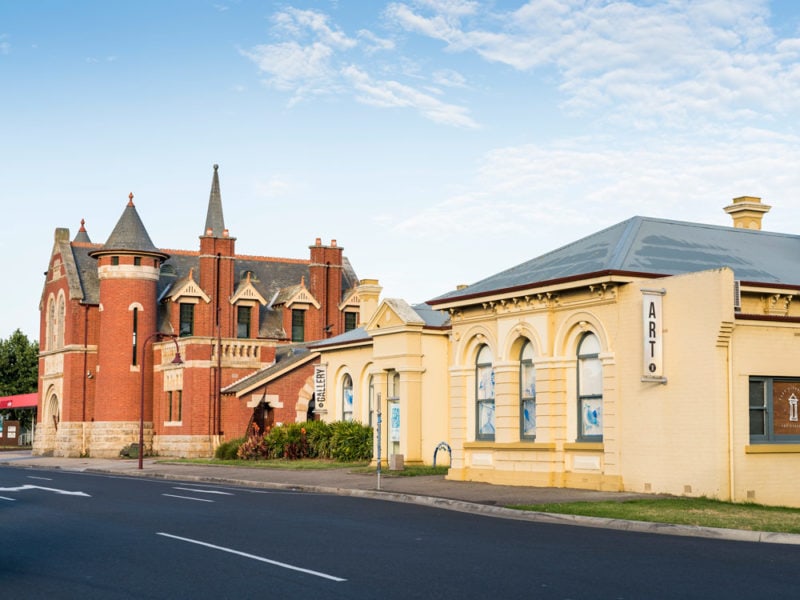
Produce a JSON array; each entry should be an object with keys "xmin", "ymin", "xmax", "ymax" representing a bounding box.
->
[
  {"xmin": 163, "ymin": 421, "xmax": 183, "ymax": 428},
  {"xmin": 464, "ymin": 441, "xmax": 556, "ymax": 451},
  {"xmin": 745, "ymin": 444, "xmax": 800, "ymax": 454},
  {"xmin": 564, "ymin": 442, "xmax": 604, "ymax": 452}
]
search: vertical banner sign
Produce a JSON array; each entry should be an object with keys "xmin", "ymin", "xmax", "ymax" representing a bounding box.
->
[
  {"xmin": 642, "ymin": 289, "xmax": 666, "ymax": 382},
  {"xmin": 314, "ymin": 365, "xmax": 327, "ymax": 412}
]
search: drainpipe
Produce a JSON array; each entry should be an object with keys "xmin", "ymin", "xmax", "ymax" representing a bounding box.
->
[{"xmin": 726, "ymin": 332, "xmax": 735, "ymax": 503}]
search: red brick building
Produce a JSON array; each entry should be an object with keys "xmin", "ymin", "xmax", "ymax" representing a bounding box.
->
[{"xmin": 34, "ymin": 165, "xmax": 374, "ymax": 457}]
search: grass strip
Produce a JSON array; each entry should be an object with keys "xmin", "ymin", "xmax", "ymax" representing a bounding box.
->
[{"xmin": 509, "ymin": 497, "xmax": 800, "ymax": 534}]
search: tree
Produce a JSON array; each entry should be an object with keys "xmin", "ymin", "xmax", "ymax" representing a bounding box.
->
[{"xmin": 0, "ymin": 329, "xmax": 39, "ymax": 433}]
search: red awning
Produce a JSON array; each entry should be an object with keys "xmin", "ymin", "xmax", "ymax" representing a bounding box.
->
[{"xmin": 0, "ymin": 393, "xmax": 38, "ymax": 409}]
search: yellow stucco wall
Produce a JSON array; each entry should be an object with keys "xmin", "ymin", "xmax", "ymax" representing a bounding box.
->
[{"xmin": 443, "ymin": 267, "xmax": 800, "ymax": 507}]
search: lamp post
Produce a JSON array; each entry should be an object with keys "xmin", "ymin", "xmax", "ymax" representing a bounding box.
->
[{"xmin": 139, "ymin": 332, "xmax": 183, "ymax": 469}]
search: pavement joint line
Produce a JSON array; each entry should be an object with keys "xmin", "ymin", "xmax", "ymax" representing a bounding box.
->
[{"xmin": 3, "ymin": 458, "xmax": 800, "ymax": 546}]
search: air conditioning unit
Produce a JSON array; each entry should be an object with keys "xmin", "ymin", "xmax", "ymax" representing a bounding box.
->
[{"xmin": 733, "ymin": 280, "xmax": 741, "ymax": 312}]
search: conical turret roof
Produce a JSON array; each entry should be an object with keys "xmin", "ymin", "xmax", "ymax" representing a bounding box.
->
[{"xmin": 90, "ymin": 193, "xmax": 168, "ymax": 259}]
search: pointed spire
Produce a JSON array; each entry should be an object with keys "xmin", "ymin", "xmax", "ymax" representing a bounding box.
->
[
  {"xmin": 73, "ymin": 218, "xmax": 92, "ymax": 244},
  {"xmin": 203, "ymin": 164, "xmax": 226, "ymax": 238}
]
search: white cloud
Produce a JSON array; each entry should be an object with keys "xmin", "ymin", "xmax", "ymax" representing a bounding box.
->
[
  {"xmin": 391, "ymin": 128, "xmax": 800, "ymax": 244},
  {"xmin": 387, "ymin": 0, "xmax": 800, "ymax": 129},
  {"xmin": 242, "ymin": 5, "xmax": 478, "ymax": 126},
  {"xmin": 1, "ymin": 34, "xmax": 10, "ymax": 55},
  {"xmin": 342, "ymin": 64, "xmax": 478, "ymax": 128}
]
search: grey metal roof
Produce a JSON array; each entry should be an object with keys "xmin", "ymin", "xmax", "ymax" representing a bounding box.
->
[
  {"xmin": 431, "ymin": 216, "xmax": 800, "ymax": 304},
  {"xmin": 310, "ymin": 302, "xmax": 450, "ymax": 349}
]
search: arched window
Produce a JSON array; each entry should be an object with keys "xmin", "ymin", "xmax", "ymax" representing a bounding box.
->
[
  {"xmin": 56, "ymin": 294, "xmax": 66, "ymax": 348},
  {"xmin": 476, "ymin": 345, "xmax": 495, "ymax": 440},
  {"xmin": 342, "ymin": 374, "xmax": 354, "ymax": 422},
  {"xmin": 577, "ymin": 332, "xmax": 603, "ymax": 441},
  {"xmin": 520, "ymin": 341, "xmax": 536, "ymax": 440},
  {"xmin": 46, "ymin": 297, "xmax": 55, "ymax": 351}
]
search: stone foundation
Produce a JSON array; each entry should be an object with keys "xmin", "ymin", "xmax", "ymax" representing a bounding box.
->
[{"xmin": 153, "ymin": 435, "xmax": 216, "ymax": 458}]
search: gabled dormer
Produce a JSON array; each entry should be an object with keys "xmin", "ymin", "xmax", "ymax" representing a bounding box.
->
[
  {"xmin": 164, "ymin": 268, "xmax": 210, "ymax": 337},
  {"xmin": 273, "ymin": 277, "xmax": 320, "ymax": 342},
  {"xmin": 230, "ymin": 272, "xmax": 268, "ymax": 338}
]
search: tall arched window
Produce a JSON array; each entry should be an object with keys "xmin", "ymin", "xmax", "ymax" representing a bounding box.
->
[
  {"xmin": 520, "ymin": 341, "xmax": 536, "ymax": 440},
  {"xmin": 342, "ymin": 374, "xmax": 354, "ymax": 422},
  {"xmin": 56, "ymin": 293, "xmax": 66, "ymax": 348},
  {"xmin": 476, "ymin": 345, "xmax": 495, "ymax": 440},
  {"xmin": 578, "ymin": 332, "xmax": 603, "ymax": 441},
  {"xmin": 46, "ymin": 297, "xmax": 56, "ymax": 351}
]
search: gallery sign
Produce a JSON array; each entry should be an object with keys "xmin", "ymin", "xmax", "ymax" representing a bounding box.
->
[
  {"xmin": 642, "ymin": 288, "xmax": 667, "ymax": 383},
  {"xmin": 314, "ymin": 365, "xmax": 327, "ymax": 413}
]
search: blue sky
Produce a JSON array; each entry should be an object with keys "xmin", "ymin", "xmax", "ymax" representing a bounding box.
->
[{"xmin": 2, "ymin": 0, "xmax": 800, "ymax": 341}]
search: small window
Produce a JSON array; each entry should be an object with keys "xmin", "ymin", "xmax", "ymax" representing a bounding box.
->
[
  {"xmin": 179, "ymin": 303, "xmax": 194, "ymax": 337},
  {"xmin": 476, "ymin": 345, "xmax": 495, "ymax": 441},
  {"xmin": 291, "ymin": 309, "xmax": 305, "ymax": 342},
  {"xmin": 132, "ymin": 307, "xmax": 139, "ymax": 365},
  {"xmin": 344, "ymin": 312, "xmax": 358, "ymax": 332},
  {"xmin": 750, "ymin": 377, "xmax": 800, "ymax": 443},
  {"xmin": 134, "ymin": 257, "xmax": 141, "ymax": 266},
  {"xmin": 237, "ymin": 305, "xmax": 251, "ymax": 339},
  {"xmin": 111, "ymin": 256, "xmax": 119, "ymax": 266},
  {"xmin": 578, "ymin": 333, "xmax": 603, "ymax": 441},
  {"xmin": 342, "ymin": 374, "xmax": 354, "ymax": 422},
  {"xmin": 520, "ymin": 341, "xmax": 536, "ymax": 440}
]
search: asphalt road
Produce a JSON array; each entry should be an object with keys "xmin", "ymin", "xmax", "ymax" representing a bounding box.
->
[{"xmin": 1, "ymin": 466, "xmax": 798, "ymax": 599}]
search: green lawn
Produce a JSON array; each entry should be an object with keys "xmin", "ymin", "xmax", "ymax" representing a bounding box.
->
[{"xmin": 510, "ymin": 497, "xmax": 800, "ymax": 534}]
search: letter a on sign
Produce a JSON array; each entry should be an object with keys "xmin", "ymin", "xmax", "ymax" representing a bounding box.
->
[{"xmin": 641, "ymin": 289, "xmax": 666, "ymax": 382}]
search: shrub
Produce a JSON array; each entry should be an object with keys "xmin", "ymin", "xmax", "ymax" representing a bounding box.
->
[
  {"xmin": 330, "ymin": 421, "xmax": 373, "ymax": 462},
  {"xmin": 303, "ymin": 420, "xmax": 332, "ymax": 458},
  {"xmin": 215, "ymin": 436, "xmax": 246, "ymax": 460},
  {"xmin": 236, "ymin": 434, "xmax": 268, "ymax": 460}
]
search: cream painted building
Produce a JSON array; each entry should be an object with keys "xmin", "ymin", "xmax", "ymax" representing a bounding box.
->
[
  {"xmin": 311, "ymin": 197, "xmax": 800, "ymax": 507},
  {"xmin": 310, "ymin": 298, "xmax": 450, "ymax": 466},
  {"xmin": 429, "ymin": 197, "xmax": 800, "ymax": 507}
]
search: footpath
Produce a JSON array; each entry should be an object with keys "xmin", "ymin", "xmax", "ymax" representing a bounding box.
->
[{"xmin": 1, "ymin": 449, "xmax": 798, "ymax": 546}]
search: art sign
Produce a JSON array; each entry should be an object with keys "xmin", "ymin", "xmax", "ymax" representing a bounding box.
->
[{"xmin": 642, "ymin": 289, "xmax": 667, "ymax": 383}]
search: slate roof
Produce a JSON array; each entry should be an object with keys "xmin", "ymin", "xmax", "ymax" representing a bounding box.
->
[
  {"xmin": 90, "ymin": 197, "xmax": 166, "ymax": 258},
  {"xmin": 430, "ymin": 216, "xmax": 800, "ymax": 305}
]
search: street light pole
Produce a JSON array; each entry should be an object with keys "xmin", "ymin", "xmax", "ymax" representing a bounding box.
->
[{"xmin": 139, "ymin": 333, "xmax": 183, "ymax": 470}]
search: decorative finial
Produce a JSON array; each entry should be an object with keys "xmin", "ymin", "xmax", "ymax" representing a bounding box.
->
[
  {"xmin": 79, "ymin": 218, "xmax": 86, "ymax": 231},
  {"xmin": 128, "ymin": 192, "xmax": 134, "ymax": 207},
  {"xmin": 213, "ymin": 164, "xmax": 219, "ymax": 171}
]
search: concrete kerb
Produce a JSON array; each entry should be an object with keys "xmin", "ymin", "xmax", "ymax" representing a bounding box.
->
[{"xmin": 4, "ymin": 458, "xmax": 800, "ymax": 547}]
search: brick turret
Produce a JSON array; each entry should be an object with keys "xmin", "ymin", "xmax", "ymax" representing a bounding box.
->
[{"xmin": 89, "ymin": 194, "xmax": 168, "ymax": 424}]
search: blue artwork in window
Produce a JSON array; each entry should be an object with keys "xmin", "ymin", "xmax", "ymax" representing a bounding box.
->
[
  {"xmin": 523, "ymin": 399, "xmax": 536, "ymax": 436},
  {"xmin": 582, "ymin": 398, "xmax": 602, "ymax": 437},
  {"xmin": 479, "ymin": 401, "xmax": 495, "ymax": 435}
]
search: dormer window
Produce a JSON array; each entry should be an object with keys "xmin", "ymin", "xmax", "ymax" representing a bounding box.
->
[
  {"xmin": 179, "ymin": 303, "xmax": 194, "ymax": 337},
  {"xmin": 237, "ymin": 305, "xmax": 252, "ymax": 339}
]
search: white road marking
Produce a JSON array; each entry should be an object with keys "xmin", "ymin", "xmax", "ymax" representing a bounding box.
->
[
  {"xmin": 162, "ymin": 494, "xmax": 214, "ymax": 502},
  {"xmin": 0, "ymin": 496, "xmax": 15, "ymax": 501},
  {"xmin": 27, "ymin": 476, "xmax": 53, "ymax": 481},
  {"xmin": 172, "ymin": 487, "xmax": 233, "ymax": 495},
  {"xmin": 157, "ymin": 532, "xmax": 347, "ymax": 582},
  {"xmin": 0, "ymin": 485, "xmax": 90, "ymax": 497}
]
